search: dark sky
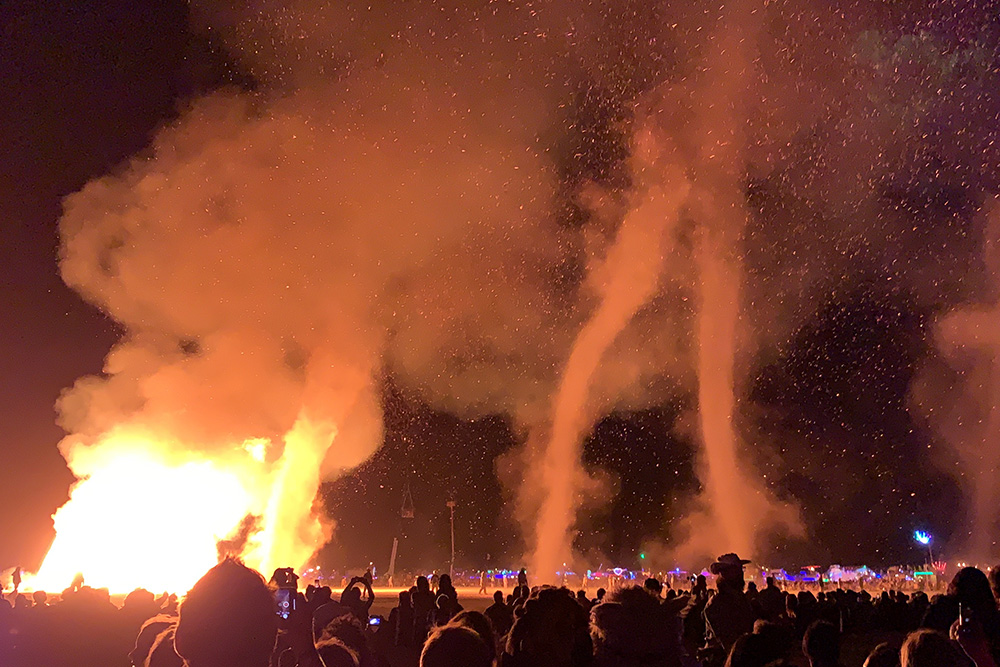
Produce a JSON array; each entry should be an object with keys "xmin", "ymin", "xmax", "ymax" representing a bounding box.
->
[
  {"xmin": 0, "ymin": 0, "xmax": 235, "ymax": 568},
  {"xmin": 3, "ymin": 0, "xmax": 1000, "ymax": 575}
]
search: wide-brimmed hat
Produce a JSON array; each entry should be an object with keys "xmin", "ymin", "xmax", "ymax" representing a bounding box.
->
[{"xmin": 709, "ymin": 553, "xmax": 750, "ymax": 574}]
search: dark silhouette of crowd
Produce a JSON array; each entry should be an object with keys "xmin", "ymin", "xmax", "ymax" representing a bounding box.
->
[{"xmin": 4, "ymin": 555, "xmax": 1000, "ymax": 667}]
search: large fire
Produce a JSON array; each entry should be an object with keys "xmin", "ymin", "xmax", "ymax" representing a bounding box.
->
[{"xmin": 28, "ymin": 423, "xmax": 331, "ymax": 595}]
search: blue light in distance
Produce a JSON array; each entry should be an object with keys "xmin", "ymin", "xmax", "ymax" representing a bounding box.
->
[{"xmin": 914, "ymin": 530, "xmax": 931, "ymax": 545}]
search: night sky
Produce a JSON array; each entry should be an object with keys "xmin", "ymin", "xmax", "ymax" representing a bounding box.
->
[{"xmin": 4, "ymin": 0, "xmax": 1000, "ymax": 575}]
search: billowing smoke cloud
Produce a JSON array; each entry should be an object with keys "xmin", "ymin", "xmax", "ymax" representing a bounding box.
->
[
  {"xmin": 43, "ymin": 0, "xmax": 1000, "ymax": 586},
  {"xmin": 51, "ymin": 28, "xmax": 568, "ymax": 585}
]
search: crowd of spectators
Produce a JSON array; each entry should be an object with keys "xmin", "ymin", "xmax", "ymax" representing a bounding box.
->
[{"xmin": 3, "ymin": 553, "xmax": 1000, "ymax": 667}]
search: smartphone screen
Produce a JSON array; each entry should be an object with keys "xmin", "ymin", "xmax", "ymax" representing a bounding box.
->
[{"xmin": 276, "ymin": 588, "xmax": 295, "ymax": 620}]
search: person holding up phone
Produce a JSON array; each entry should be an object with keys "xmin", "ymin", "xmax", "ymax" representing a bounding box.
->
[
  {"xmin": 269, "ymin": 567, "xmax": 326, "ymax": 667},
  {"xmin": 341, "ymin": 575, "xmax": 375, "ymax": 624}
]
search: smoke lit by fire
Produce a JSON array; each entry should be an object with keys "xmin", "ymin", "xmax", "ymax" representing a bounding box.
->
[{"xmin": 26, "ymin": 0, "xmax": 1000, "ymax": 588}]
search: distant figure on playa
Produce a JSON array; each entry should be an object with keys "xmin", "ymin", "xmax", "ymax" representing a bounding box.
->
[
  {"xmin": 478, "ymin": 569, "xmax": 488, "ymax": 595},
  {"xmin": 11, "ymin": 566, "xmax": 21, "ymax": 594}
]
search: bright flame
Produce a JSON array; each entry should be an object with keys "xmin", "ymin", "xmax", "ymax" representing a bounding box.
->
[
  {"xmin": 243, "ymin": 438, "xmax": 269, "ymax": 463},
  {"xmin": 29, "ymin": 425, "xmax": 332, "ymax": 595},
  {"xmin": 31, "ymin": 448, "xmax": 256, "ymax": 594}
]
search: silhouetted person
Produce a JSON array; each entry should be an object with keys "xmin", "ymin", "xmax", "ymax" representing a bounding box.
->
[
  {"xmin": 173, "ymin": 558, "xmax": 278, "ymax": 667},
  {"xmin": 130, "ymin": 614, "xmax": 177, "ymax": 667},
  {"xmin": 802, "ymin": 620, "xmax": 841, "ymax": 667},
  {"xmin": 315, "ymin": 637, "xmax": 359, "ymax": 667},
  {"xmin": 421, "ymin": 624, "xmax": 492, "ymax": 667},
  {"xmin": 451, "ymin": 610, "xmax": 497, "ymax": 661},
  {"xmin": 434, "ymin": 594, "xmax": 457, "ymax": 626},
  {"xmin": 315, "ymin": 611, "xmax": 376, "ymax": 667},
  {"xmin": 341, "ymin": 576, "xmax": 375, "ymax": 623},
  {"xmin": 864, "ymin": 642, "xmax": 901, "ymax": 667},
  {"xmin": 485, "ymin": 590, "xmax": 513, "ymax": 639},
  {"xmin": 900, "ymin": 629, "xmax": 969, "ymax": 667},
  {"xmin": 413, "ymin": 576, "xmax": 436, "ymax": 644},
  {"xmin": 724, "ymin": 633, "xmax": 776, "ymax": 667},
  {"xmin": 758, "ymin": 576, "xmax": 786, "ymax": 622},
  {"xmin": 390, "ymin": 590, "xmax": 414, "ymax": 646},
  {"xmin": 704, "ymin": 554, "xmax": 755, "ymax": 661},
  {"xmin": 504, "ymin": 587, "xmax": 592, "ymax": 667},
  {"xmin": 922, "ymin": 566, "xmax": 1000, "ymax": 662},
  {"xmin": 437, "ymin": 574, "xmax": 459, "ymax": 607},
  {"xmin": 591, "ymin": 585, "xmax": 683, "ymax": 667}
]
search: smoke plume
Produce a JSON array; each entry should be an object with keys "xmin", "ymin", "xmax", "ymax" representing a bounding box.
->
[
  {"xmin": 40, "ymin": 0, "xmax": 1000, "ymax": 585},
  {"xmin": 529, "ymin": 124, "xmax": 690, "ymax": 579}
]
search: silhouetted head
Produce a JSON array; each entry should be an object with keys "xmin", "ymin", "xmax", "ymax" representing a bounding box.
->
[
  {"xmin": 591, "ymin": 585, "xmax": 681, "ymax": 667},
  {"xmin": 725, "ymin": 632, "xmax": 772, "ymax": 667},
  {"xmin": 173, "ymin": 558, "xmax": 277, "ymax": 667},
  {"xmin": 711, "ymin": 554, "xmax": 749, "ymax": 592},
  {"xmin": 310, "ymin": 586, "xmax": 333, "ymax": 607},
  {"xmin": 315, "ymin": 637, "xmax": 360, "ymax": 667},
  {"xmin": 439, "ymin": 574, "xmax": 452, "ymax": 590},
  {"xmin": 494, "ymin": 590, "xmax": 504, "ymax": 604},
  {"xmin": 129, "ymin": 614, "xmax": 176, "ymax": 667},
  {"xmin": 900, "ymin": 629, "xmax": 967, "ymax": 667},
  {"xmin": 343, "ymin": 587, "xmax": 361, "ymax": 606},
  {"xmin": 753, "ymin": 620, "xmax": 793, "ymax": 661},
  {"xmin": 417, "ymin": 576, "xmax": 430, "ymax": 593},
  {"xmin": 508, "ymin": 587, "xmax": 591, "ymax": 667},
  {"xmin": 596, "ymin": 588, "xmax": 606, "ymax": 601},
  {"xmin": 948, "ymin": 567, "xmax": 995, "ymax": 619},
  {"xmin": 31, "ymin": 590, "xmax": 47, "ymax": 605},
  {"xmin": 803, "ymin": 620, "xmax": 840, "ymax": 667},
  {"xmin": 864, "ymin": 642, "xmax": 901, "ymax": 667},
  {"xmin": 451, "ymin": 610, "xmax": 496, "ymax": 658},
  {"xmin": 421, "ymin": 625, "xmax": 492, "ymax": 667},
  {"xmin": 644, "ymin": 578, "xmax": 663, "ymax": 596},
  {"xmin": 317, "ymin": 613, "xmax": 369, "ymax": 661},
  {"xmin": 399, "ymin": 590, "xmax": 412, "ymax": 606},
  {"xmin": 124, "ymin": 588, "xmax": 155, "ymax": 610},
  {"xmin": 766, "ymin": 576, "xmax": 776, "ymax": 587}
]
